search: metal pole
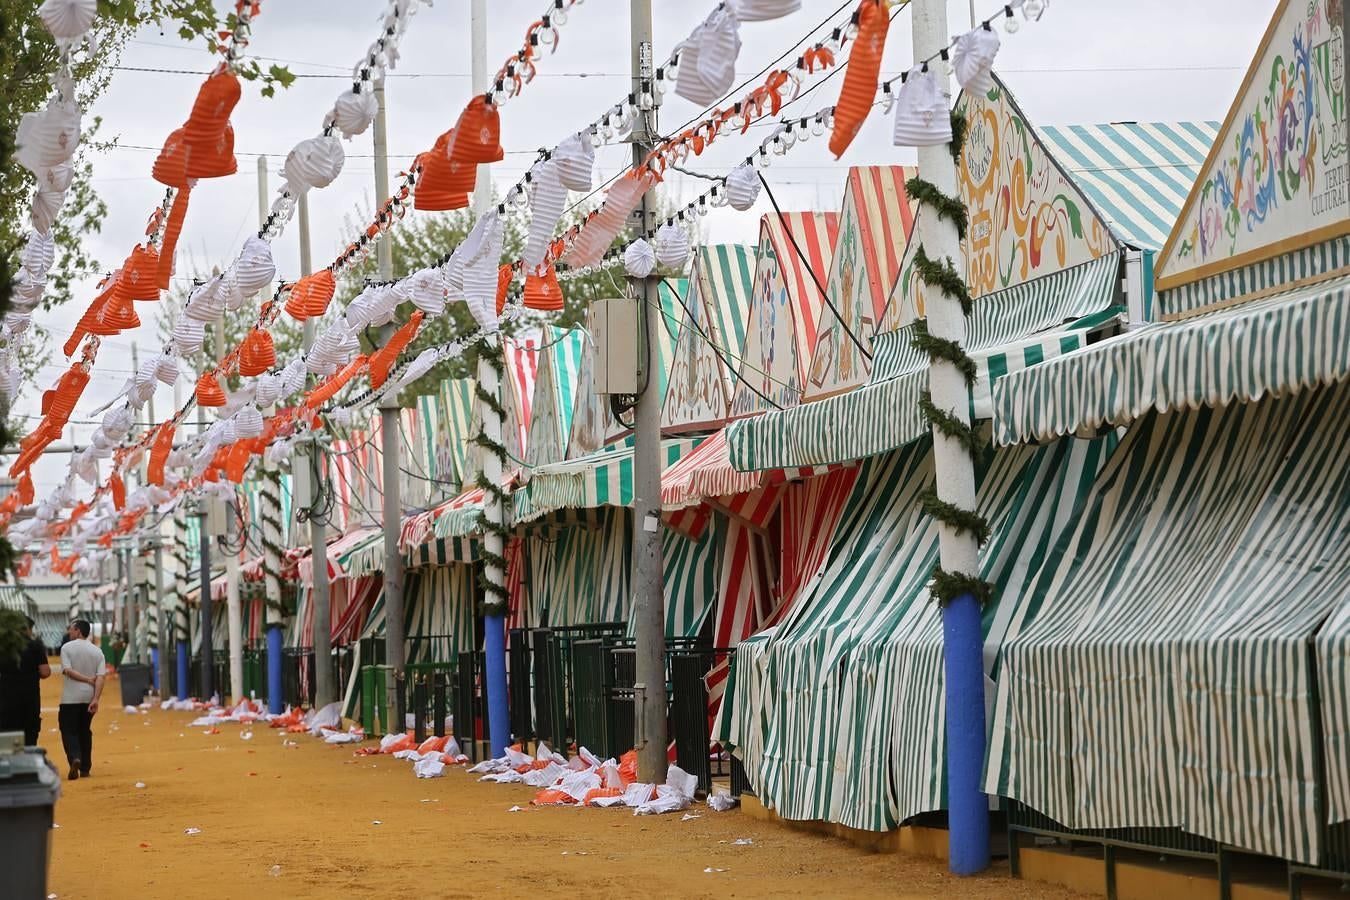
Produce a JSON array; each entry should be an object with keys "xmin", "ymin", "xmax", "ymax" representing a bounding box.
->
[
  {"xmin": 373, "ymin": 83, "xmax": 406, "ymax": 730},
  {"xmin": 913, "ymin": 0, "xmax": 989, "ymax": 875},
  {"xmin": 628, "ymin": 0, "xmax": 666, "ymax": 785},
  {"xmin": 471, "ymin": 0, "xmax": 491, "ymax": 214},
  {"xmin": 297, "ymin": 190, "xmax": 333, "ymax": 711}
]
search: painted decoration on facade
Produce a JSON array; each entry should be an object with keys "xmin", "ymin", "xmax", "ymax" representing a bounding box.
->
[
  {"xmin": 1157, "ymin": 0, "xmax": 1348, "ymax": 295},
  {"xmin": 806, "ymin": 166, "xmax": 917, "ymax": 400},
  {"xmin": 732, "ymin": 212, "xmax": 839, "ymax": 416},
  {"xmin": 662, "ymin": 245, "xmax": 756, "ymax": 432},
  {"xmin": 885, "ymin": 77, "xmax": 1115, "ymax": 334}
]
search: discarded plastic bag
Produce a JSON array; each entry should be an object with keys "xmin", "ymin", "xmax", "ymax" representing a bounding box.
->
[{"xmin": 414, "ymin": 756, "xmax": 446, "ymax": 779}]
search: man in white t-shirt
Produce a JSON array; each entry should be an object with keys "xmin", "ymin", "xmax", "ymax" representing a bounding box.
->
[{"xmin": 58, "ymin": 619, "xmax": 106, "ymax": 781}]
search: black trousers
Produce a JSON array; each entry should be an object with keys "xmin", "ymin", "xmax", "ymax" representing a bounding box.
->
[
  {"xmin": 58, "ymin": 703, "xmax": 93, "ymax": 772},
  {"xmin": 0, "ymin": 710, "xmax": 39, "ymax": 746}
]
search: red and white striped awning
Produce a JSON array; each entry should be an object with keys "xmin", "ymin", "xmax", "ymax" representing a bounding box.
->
[{"xmin": 660, "ymin": 429, "xmax": 842, "ymax": 512}]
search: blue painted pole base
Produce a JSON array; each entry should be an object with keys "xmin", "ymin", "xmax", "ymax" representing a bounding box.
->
[
  {"xmin": 483, "ymin": 614, "xmax": 511, "ymax": 758},
  {"xmin": 267, "ymin": 626, "xmax": 284, "ymax": 714},
  {"xmin": 176, "ymin": 641, "xmax": 189, "ymax": 701},
  {"xmin": 151, "ymin": 648, "xmax": 160, "ymax": 693},
  {"xmin": 942, "ymin": 591, "xmax": 991, "ymax": 875}
]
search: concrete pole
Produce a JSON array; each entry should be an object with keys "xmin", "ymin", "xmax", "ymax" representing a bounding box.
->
[
  {"xmin": 297, "ymin": 191, "xmax": 334, "ymax": 712},
  {"xmin": 198, "ymin": 499, "xmax": 214, "ymax": 701},
  {"xmin": 912, "ymin": 0, "xmax": 989, "ymax": 874},
  {"xmin": 471, "ymin": 0, "xmax": 491, "ymax": 214},
  {"xmin": 374, "ymin": 84, "xmax": 407, "ymax": 730},
  {"xmin": 629, "ymin": 0, "xmax": 666, "ymax": 785},
  {"xmin": 115, "ymin": 543, "xmax": 127, "ymax": 662}
]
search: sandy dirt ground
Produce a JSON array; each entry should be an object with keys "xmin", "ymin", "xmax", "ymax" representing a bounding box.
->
[{"xmin": 36, "ymin": 669, "xmax": 1083, "ymax": 899}]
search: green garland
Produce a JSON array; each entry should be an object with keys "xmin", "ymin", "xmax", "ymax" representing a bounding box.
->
[
  {"xmin": 910, "ymin": 107, "xmax": 994, "ymax": 608},
  {"xmin": 910, "ymin": 319, "xmax": 976, "ymax": 387},
  {"xmin": 904, "ymin": 178, "xmax": 968, "ymax": 241},
  {"xmin": 473, "ymin": 339, "xmax": 512, "ymax": 619}
]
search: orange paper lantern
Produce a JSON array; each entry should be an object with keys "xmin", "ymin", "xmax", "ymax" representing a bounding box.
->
[
  {"xmin": 828, "ymin": 0, "xmax": 890, "ymax": 159},
  {"xmin": 196, "ymin": 372, "xmax": 227, "ymax": 407}
]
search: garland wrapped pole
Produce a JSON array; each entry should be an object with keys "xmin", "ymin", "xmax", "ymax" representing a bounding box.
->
[
  {"xmin": 476, "ymin": 340, "xmax": 512, "ymax": 758},
  {"xmin": 261, "ymin": 466, "xmax": 285, "ymax": 712},
  {"xmin": 225, "ymin": 502, "xmax": 244, "ymax": 703},
  {"xmin": 374, "ymin": 84, "xmax": 408, "ymax": 733},
  {"xmin": 911, "ymin": 0, "xmax": 990, "ymax": 875},
  {"xmin": 629, "ymin": 0, "xmax": 667, "ymax": 785},
  {"xmin": 154, "ymin": 525, "xmax": 169, "ymax": 696},
  {"xmin": 298, "ymin": 192, "xmax": 336, "ymax": 712},
  {"xmin": 173, "ymin": 497, "xmax": 190, "ymax": 700}
]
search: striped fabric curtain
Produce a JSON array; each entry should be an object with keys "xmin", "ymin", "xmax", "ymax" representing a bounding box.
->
[{"xmin": 987, "ymin": 383, "xmax": 1350, "ymax": 865}]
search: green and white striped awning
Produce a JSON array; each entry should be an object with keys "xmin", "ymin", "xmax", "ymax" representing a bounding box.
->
[
  {"xmin": 718, "ymin": 432, "xmax": 1116, "ymax": 831},
  {"xmin": 729, "ymin": 254, "xmax": 1122, "ymax": 471},
  {"xmin": 991, "ymin": 272, "xmax": 1350, "ymax": 447},
  {"xmin": 986, "ymin": 382, "xmax": 1350, "ymax": 865},
  {"xmin": 513, "ymin": 437, "xmax": 703, "ymax": 524}
]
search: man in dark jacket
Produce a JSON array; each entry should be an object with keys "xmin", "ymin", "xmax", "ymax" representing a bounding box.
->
[{"xmin": 0, "ymin": 616, "xmax": 52, "ymax": 745}]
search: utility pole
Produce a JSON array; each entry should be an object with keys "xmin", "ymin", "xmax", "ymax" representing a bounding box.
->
[
  {"xmin": 374, "ymin": 83, "xmax": 406, "ymax": 730},
  {"xmin": 629, "ymin": 0, "xmax": 666, "ymax": 784},
  {"xmin": 148, "ymin": 382, "xmax": 169, "ymax": 694},
  {"xmin": 298, "ymin": 188, "xmax": 334, "ymax": 712},
  {"xmin": 913, "ymin": 0, "xmax": 989, "ymax": 874},
  {"xmin": 125, "ymin": 341, "xmax": 139, "ymax": 651},
  {"xmin": 471, "ymin": 0, "xmax": 491, "ymax": 214}
]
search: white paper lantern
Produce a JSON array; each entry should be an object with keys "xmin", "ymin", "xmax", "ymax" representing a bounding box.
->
[
  {"xmin": 653, "ymin": 223, "xmax": 691, "ymax": 270},
  {"xmin": 674, "ymin": 8, "xmax": 741, "ymax": 107},
  {"xmin": 254, "ymin": 372, "xmax": 282, "ymax": 408},
  {"xmin": 154, "ymin": 353, "xmax": 179, "ymax": 386},
  {"xmin": 953, "ymin": 26, "xmax": 1000, "ymax": 95},
  {"xmin": 893, "ymin": 67, "xmax": 953, "ymax": 148},
  {"xmin": 174, "ymin": 315, "xmax": 206, "ymax": 356},
  {"xmin": 406, "ymin": 268, "xmax": 447, "ymax": 317},
  {"xmin": 724, "ymin": 164, "xmax": 761, "ymax": 211},
  {"xmin": 184, "ymin": 277, "xmax": 226, "ymax": 322},
  {"xmin": 623, "ymin": 239, "xmax": 656, "ymax": 279},
  {"xmin": 522, "ymin": 160, "xmax": 567, "ymax": 269},
  {"xmin": 283, "ymin": 134, "xmax": 345, "ymax": 192},
  {"xmin": 233, "ymin": 404, "xmax": 264, "ymax": 439},
  {"xmin": 233, "ymin": 236, "xmax": 276, "ymax": 295},
  {"xmin": 554, "ymin": 132, "xmax": 595, "ymax": 192},
  {"xmin": 21, "ymin": 231, "xmax": 56, "ymax": 277},
  {"xmin": 332, "ymin": 89, "xmax": 378, "ymax": 139},
  {"xmin": 30, "ymin": 188, "xmax": 66, "ymax": 234},
  {"xmin": 732, "ymin": 0, "xmax": 801, "ymax": 21},
  {"xmin": 38, "ymin": 0, "xmax": 97, "ymax": 39}
]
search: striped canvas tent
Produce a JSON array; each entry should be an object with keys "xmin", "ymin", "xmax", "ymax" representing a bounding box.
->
[
  {"xmin": 718, "ymin": 433, "xmax": 1114, "ymax": 831},
  {"xmin": 513, "ymin": 437, "xmax": 702, "ymax": 524},
  {"xmin": 525, "ymin": 326, "xmax": 587, "ymax": 468},
  {"xmin": 728, "ymin": 254, "xmax": 1120, "ymax": 472},
  {"xmin": 803, "ymin": 165, "xmax": 916, "ymax": 401},
  {"xmin": 436, "ymin": 378, "xmax": 476, "ymax": 489},
  {"xmin": 662, "ymin": 245, "xmax": 756, "ymax": 432},
  {"xmin": 986, "ymin": 385, "xmax": 1350, "ymax": 865},
  {"xmin": 731, "ymin": 211, "xmax": 839, "ymax": 416},
  {"xmin": 464, "ymin": 330, "xmax": 541, "ymax": 483},
  {"xmin": 1037, "ymin": 121, "xmax": 1218, "ymax": 320},
  {"xmin": 884, "ymin": 74, "xmax": 1120, "ymax": 338}
]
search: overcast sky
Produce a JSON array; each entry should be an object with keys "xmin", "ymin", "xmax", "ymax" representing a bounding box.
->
[{"xmin": 15, "ymin": 0, "xmax": 1276, "ymax": 494}]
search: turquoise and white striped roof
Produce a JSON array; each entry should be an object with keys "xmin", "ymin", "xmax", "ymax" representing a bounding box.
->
[
  {"xmin": 1036, "ymin": 120, "xmax": 1220, "ymax": 253},
  {"xmin": 1037, "ymin": 122, "xmax": 1218, "ymax": 252}
]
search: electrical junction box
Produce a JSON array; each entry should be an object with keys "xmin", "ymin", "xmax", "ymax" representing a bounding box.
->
[
  {"xmin": 131, "ymin": 556, "xmax": 148, "ymax": 583},
  {"xmin": 589, "ymin": 299, "xmax": 640, "ymax": 395}
]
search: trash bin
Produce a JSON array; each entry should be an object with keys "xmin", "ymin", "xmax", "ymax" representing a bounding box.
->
[
  {"xmin": 0, "ymin": 737, "xmax": 61, "ymax": 900},
  {"xmin": 119, "ymin": 664, "xmax": 153, "ymax": 707}
]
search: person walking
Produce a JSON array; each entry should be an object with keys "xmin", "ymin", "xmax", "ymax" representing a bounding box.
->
[
  {"xmin": 0, "ymin": 615, "xmax": 51, "ymax": 745},
  {"xmin": 58, "ymin": 619, "xmax": 106, "ymax": 781}
]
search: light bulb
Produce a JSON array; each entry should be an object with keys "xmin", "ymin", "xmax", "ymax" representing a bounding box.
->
[
  {"xmin": 639, "ymin": 90, "xmax": 654, "ymax": 108},
  {"xmin": 811, "ymin": 116, "xmax": 826, "ymax": 137},
  {"xmin": 539, "ymin": 27, "xmax": 554, "ymax": 45},
  {"xmin": 1023, "ymin": 0, "xmax": 1046, "ymax": 20},
  {"xmin": 588, "ymin": 128, "xmax": 603, "ymax": 148},
  {"xmin": 601, "ymin": 122, "xmax": 614, "ymax": 141},
  {"xmin": 1004, "ymin": 13, "xmax": 1020, "ymax": 33},
  {"xmin": 781, "ymin": 129, "xmax": 797, "ymax": 152},
  {"xmin": 758, "ymin": 148, "xmax": 771, "ymax": 168},
  {"xmin": 844, "ymin": 22, "xmax": 859, "ymax": 41},
  {"xmin": 552, "ymin": 8, "xmax": 567, "ymax": 25}
]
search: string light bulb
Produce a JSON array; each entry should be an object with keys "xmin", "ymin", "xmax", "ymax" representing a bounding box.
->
[
  {"xmin": 1003, "ymin": 5, "xmax": 1021, "ymax": 32},
  {"xmin": 1023, "ymin": 0, "xmax": 1047, "ymax": 20}
]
